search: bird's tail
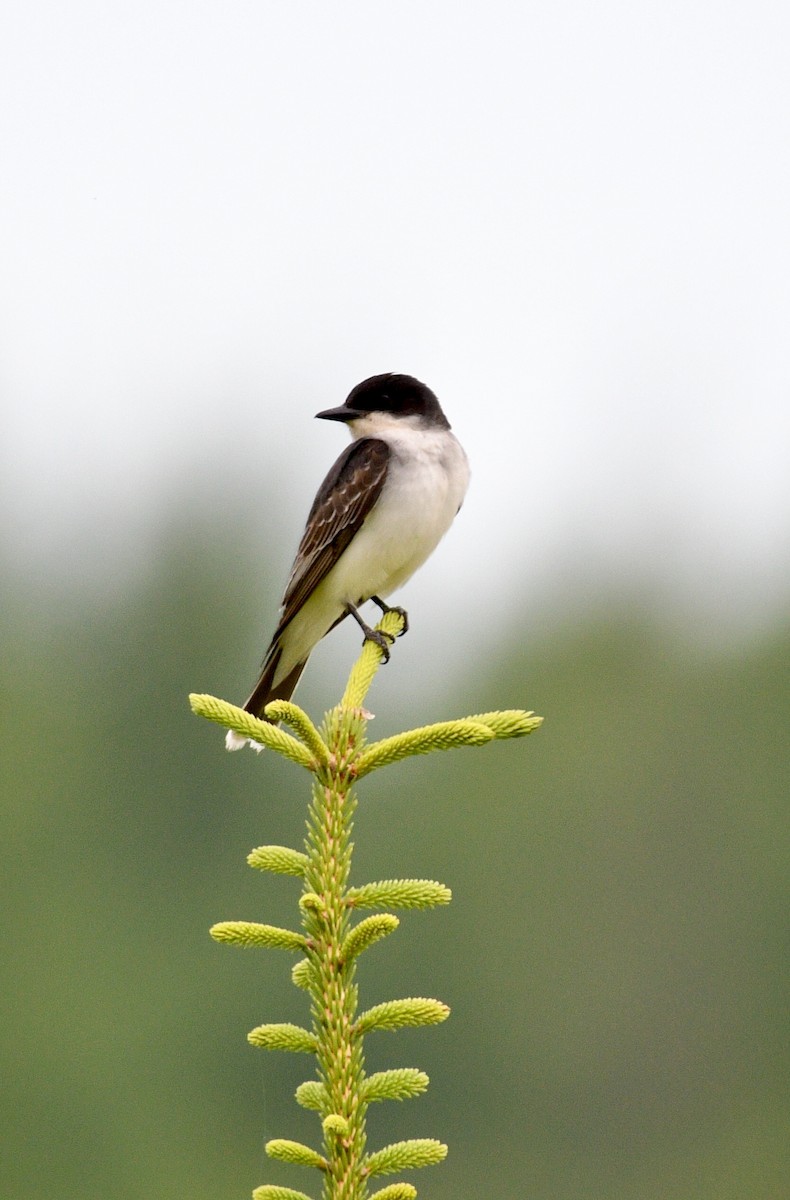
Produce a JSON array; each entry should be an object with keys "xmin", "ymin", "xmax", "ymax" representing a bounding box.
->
[{"xmin": 225, "ymin": 643, "xmax": 309, "ymax": 751}]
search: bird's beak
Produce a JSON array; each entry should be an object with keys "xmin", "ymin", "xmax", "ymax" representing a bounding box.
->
[{"xmin": 315, "ymin": 404, "xmax": 359, "ymax": 423}]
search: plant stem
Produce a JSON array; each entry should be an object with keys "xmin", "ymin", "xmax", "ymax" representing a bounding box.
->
[{"xmin": 303, "ymin": 701, "xmax": 368, "ymax": 1200}]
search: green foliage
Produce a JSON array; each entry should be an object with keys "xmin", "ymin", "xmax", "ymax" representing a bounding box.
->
[
  {"xmin": 209, "ymin": 920, "xmax": 307, "ymax": 951},
  {"xmin": 322, "ymin": 1113, "xmax": 350, "ymax": 1139},
  {"xmin": 363, "ymin": 1139, "xmax": 447, "ymax": 1177},
  {"xmin": 252, "ymin": 1188, "xmax": 315, "ymax": 1200},
  {"xmin": 367, "ymin": 1186, "xmax": 417, "ymax": 1200},
  {"xmin": 355, "ymin": 998, "xmax": 450, "ymax": 1036},
  {"xmin": 291, "ymin": 959, "xmax": 314, "ymax": 990},
  {"xmin": 189, "ymin": 693, "xmax": 317, "ymax": 768},
  {"xmin": 341, "ymin": 914, "xmax": 400, "ymax": 962},
  {"xmin": 346, "ymin": 880, "xmax": 452, "ymax": 910},
  {"xmin": 248, "ymin": 845, "xmax": 310, "ymax": 876},
  {"xmin": 262, "ymin": 701, "xmax": 331, "ymax": 768},
  {"xmin": 361, "ymin": 1070, "xmax": 429, "ymax": 1104},
  {"xmin": 353, "ymin": 711, "xmax": 541, "ymax": 777},
  {"xmin": 192, "ymin": 615, "xmax": 540, "ymax": 1199},
  {"xmin": 265, "ymin": 1140, "xmax": 327, "ymax": 1169},
  {"xmin": 247, "ymin": 1023, "xmax": 318, "ymax": 1054}
]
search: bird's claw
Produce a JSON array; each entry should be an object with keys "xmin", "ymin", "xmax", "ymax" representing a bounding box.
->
[
  {"xmin": 364, "ymin": 627, "xmax": 397, "ymax": 662},
  {"xmin": 370, "ymin": 597, "xmax": 409, "ymax": 636},
  {"xmin": 386, "ymin": 605, "xmax": 409, "ymax": 636}
]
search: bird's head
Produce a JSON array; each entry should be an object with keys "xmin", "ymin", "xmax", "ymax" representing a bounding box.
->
[{"xmin": 316, "ymin": 373, "xmax": 450, "ymax": 435}]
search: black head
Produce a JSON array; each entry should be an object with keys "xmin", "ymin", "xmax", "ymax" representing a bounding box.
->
[{"xmin": 316, "ymin": 373, "xmax": 450, "ymax": 429}]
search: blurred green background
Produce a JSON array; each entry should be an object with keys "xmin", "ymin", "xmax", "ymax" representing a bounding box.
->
[{"xmin": 2, "ymin": 500, "xmax": 787, "ymax": 1200}]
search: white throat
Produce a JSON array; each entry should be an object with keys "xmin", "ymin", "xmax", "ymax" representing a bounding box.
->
[{"xmin": 346, "ymin": 411, "xmax": 438, "ymax": 439}]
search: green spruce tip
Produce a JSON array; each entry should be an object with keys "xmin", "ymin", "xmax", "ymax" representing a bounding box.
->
[{"xmin": 190, "ymin": 609, "xmax": 542, "ymax": 1199}]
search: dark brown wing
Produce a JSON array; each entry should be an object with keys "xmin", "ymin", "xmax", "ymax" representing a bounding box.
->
[{"xmin": 274, "ymin": 437, "xmax": 391, "ymax": 637}]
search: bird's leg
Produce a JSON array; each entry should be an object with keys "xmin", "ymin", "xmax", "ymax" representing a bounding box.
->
[
  {"xmin": 370, "ymin": 595, "xmax": 409, "ymax": 636},
  {"xmin": 345, "ymin": 601, "xmax": 397, "ymax": 661}
]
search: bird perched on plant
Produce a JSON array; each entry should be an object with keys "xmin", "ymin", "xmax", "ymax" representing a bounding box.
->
[{"xmin": 227, "ymin": 373, "xmax": 469, "ymax": 750}]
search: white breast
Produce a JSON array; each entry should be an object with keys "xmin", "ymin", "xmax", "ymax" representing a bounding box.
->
[{"xmin": 329, "ymin": 425, "xmax": 470, "ymax": 603}]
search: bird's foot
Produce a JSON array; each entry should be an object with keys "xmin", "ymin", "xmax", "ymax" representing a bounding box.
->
[
  {"xmin": 346, "ymin": 601, "xmax": 398, "ymax": 662},
  {"xmin": 364, "ymin": 626, "xmax": 397, "ymax": 662},
  {"xmin": 370, "ymin": 596, "xmax": 409, "ymax": 636}
]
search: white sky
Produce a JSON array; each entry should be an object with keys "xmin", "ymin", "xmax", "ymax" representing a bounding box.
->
[{"xmin": 2, "ymin": 1, "xmax": 789, "ymax": 633}]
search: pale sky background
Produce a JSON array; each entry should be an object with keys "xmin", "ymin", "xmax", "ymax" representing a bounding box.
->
[{"xmin": 2, "ymin": 1, "xmax": 789, "ymax": 642}]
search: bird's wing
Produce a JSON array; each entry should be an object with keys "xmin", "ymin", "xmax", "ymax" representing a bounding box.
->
[{"xmin": 274, "ymin": 437, "xmax": 391, "ymax": 636}]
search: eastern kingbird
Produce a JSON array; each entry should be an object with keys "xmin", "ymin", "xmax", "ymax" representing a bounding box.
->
[{"xmin": 226, "ymin": 373, "xmax": 470, "ymax": 750}]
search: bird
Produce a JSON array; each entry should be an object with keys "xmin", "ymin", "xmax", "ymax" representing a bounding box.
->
[{"xmin": 226, "ymin": 372, "xmax": 470, "ymax": 750}]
